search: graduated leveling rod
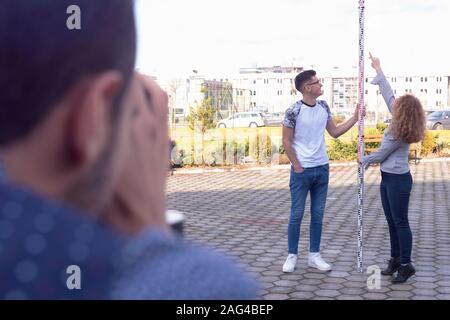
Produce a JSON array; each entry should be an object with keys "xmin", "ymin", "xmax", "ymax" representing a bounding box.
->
[{"xmin": 357, "ymin": 0, "xmax": 365, "ymax": 273}]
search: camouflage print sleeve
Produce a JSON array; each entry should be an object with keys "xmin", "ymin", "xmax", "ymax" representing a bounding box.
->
[{"xmin": 282, "ymin": 102, "xmax": 300, "ymax": 129}]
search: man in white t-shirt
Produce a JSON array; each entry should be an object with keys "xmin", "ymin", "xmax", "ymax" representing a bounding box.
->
[{"xmin": 281, "ymin": 70, "xmax": 361, "ymax": 273}]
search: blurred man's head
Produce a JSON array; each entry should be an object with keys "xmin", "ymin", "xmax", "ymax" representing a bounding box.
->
[
  {"xmin": 0, "ymin": 0, "xmax": 136, "ymax": 213},
  {"xmin": 294, "ymin": 70, "xmax": 323, "ymax": 98}
]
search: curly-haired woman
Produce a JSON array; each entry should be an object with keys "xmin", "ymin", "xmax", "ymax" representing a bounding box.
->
[{"xmin": 362, "ymin": 53, "xmax": 426, "ymax": 284}]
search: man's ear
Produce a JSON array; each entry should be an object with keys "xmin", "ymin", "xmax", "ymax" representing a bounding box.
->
[{"xmin": 65, "ymin": 71, "xmax": 124, "ymax": 169}]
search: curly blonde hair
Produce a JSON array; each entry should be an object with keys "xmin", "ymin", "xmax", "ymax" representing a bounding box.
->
[{"xmin": 390, "ymin": 94, "xmax": 426, "ymax": 144}]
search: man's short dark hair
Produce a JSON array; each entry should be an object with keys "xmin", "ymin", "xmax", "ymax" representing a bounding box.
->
[
  {"xmin": 0, "ymin": 0, "xmax": 136, "ymax": 146},
  {"xmin": 294, "ymin": 70, "xmax": 316, "ymax": 93}
]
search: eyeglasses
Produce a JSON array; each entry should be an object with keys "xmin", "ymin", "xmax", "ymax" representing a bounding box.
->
[{"xmin": 306, "ymin": 80, "xmax": 321, "ymax": 86}]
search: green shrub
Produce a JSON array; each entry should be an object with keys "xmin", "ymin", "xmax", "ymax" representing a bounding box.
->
[
  {"xmin": 421, "ymin": 130, "xmax": 438, "ymax": 156},
  {"xmin": 376, "ymin": 122, "xmax": 388, "ymax": 134},
  {"xmin": 327, "ymin": 139, "xmax": 358, "ymax": 161}
]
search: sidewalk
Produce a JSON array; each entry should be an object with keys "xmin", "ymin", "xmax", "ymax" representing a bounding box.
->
[{"xmin": 167, "ymin": 160, "xmax": 450, "ymax": 300}]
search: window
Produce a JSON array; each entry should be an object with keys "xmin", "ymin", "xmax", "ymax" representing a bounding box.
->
[
  {"xmin": 394, "ymin": 90, "xmax": 396, "ymax": 94},
  {"xmin": 365, "ymin": 78, "xmax": 368, "ymax": 83},
  {"xmin": 253, "ymin": 91, "xmax": 256, "ymax": 96},
  {"xmin": 253, "ymin": 80, "xmax": 256, "ymax": 84},
  {"xmin": 420, "ymin": 77, "xmax": 423, "ymax": 82},
  {"xmin": 365, "ymin": 90, "xmax": 368, "ymax": 94},
  {"xmin": 425, "ymin": 77, "xmax": 428, "ymax": 82},
  {"xmin": 409, "ymin": 77, "xmax": 412, "ymax": 82}
]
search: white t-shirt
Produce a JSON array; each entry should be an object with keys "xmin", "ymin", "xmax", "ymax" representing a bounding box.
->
[{"xmin": 283, "ymin": 100, "xmax": 332, "ymax": 168}]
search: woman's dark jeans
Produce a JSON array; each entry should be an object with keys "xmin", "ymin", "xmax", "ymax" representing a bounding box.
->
[{"xmin": 380, "ymin": 170, "xmax": 413, "ymax": 264}]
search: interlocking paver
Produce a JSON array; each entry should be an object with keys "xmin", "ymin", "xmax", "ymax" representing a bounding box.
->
[
  {"xmin": 363, "ymin": 292, "xmax": 389, "ymax": 299},
  {"xmin": 167, "ymin": 160, "xmax": 450, "ymax": 300}
]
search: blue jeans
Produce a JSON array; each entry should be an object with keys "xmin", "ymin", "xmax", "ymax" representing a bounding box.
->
[
  {"xmin": 380, "ymin": 170, "xmax": 413, "ymax": 264},
  {"xmin": 288, "ymin": 164, "xmax": 329, "ymax": 254}
]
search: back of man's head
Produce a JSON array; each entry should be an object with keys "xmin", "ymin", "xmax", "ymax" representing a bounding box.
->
[
  {"xmin": 294, "ymin": 70, "xmax": 316, "ymax": 93},
  {"xmin": 0, "ymin": 0, "xmax": 136, "ymax": 146}
]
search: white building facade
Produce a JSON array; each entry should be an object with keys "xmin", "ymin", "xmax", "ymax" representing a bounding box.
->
[{"xmin": 163, "ymin": 67, "xmax": 450, "ymax": 125}]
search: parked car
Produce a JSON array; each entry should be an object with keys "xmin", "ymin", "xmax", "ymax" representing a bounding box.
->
[
  {"xmin": 216, "ymin": 112, "xmax": 267, "ymax": 128},
  {"xmin": 265, "ymin": 112, "xmax": 285, "ymax": 126},
  {"xmin": 426, "ymin": 110, "xmax": 450, "ymax": 130}
]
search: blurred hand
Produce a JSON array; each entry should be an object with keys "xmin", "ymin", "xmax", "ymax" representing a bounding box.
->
[
  {"xmin": 293, "ymin": 163, "xmax": 304, "ymax": 173},
  {"xmin": 369, "ymin": 52, "xmax": 381, "ymax": 72},
  {"xmin": 107, "ymin": 73, "xmax": 170, "ymax": 234}
]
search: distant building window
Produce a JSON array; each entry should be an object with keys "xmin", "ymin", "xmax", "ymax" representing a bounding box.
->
[
  {"xmin": 253, "ymin": 91, "xmax": 256, "ymax": 96},
  {"xmin": 365, "ymin": 78, "xmax": 368, "ymax": 83},
  {"xmin": 409, "ymin": 77, "xmax": 412, "ymax": 82},
  {"xmin": 365, "ymin": 90, "xmax": 368, "ymax": 94},
  {"xmin": 253, "ymin": 80, "xmax": 256, "ymax": 84},
  {"xmin": 394, "ymin": 90, "xmax": 396, "ymax": 94},
  {"xmin": 420, "ymin": 77, "xmax": 423, "ymax": 82},
  {"xmin": 425, "ymin": 77, "xmax": 427, "ymax": 82},
  {"xmin": 406, "ymin": 78, "xmax": 408, "ymax": 82}
]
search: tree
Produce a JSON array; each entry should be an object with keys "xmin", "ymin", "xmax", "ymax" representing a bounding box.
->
[{"xmin": 186, "ymin": 88, "xmax": 216, "ymax": 165}]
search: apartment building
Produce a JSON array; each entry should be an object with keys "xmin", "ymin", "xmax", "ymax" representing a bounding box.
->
[{"xmin": 165, "ymin": 67, "xmax": 450, "ymax": 125}]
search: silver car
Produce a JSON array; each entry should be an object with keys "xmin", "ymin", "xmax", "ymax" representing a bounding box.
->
[
  {"xmin": 217, "ymin": 112, "xmax": 267, "ymax": 128},
  {"xmin": 426, "ymin": 111, "xmax": 450, "ymax": 130}
]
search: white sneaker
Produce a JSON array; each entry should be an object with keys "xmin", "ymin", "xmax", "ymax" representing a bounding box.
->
[
  {"xmin": 282, "ymin": 254, "xmax": 298, "ymax": 273},
  {"xmin": 308, "ymin": 252, "xmax": 332, "ymax": 271}
]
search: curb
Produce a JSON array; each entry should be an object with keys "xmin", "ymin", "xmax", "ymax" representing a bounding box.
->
[{"xmin": 171, "ymin": 157, "xmax": 450, "ymax": 175}]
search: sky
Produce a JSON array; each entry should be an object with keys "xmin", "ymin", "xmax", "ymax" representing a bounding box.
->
[{"xmin": 135, "ymin": 0, "xmax": 450, "ymax": 81}]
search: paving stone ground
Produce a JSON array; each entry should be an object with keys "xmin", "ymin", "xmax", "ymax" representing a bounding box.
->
[{"xmin": 167, "ymin": 160, "xmax": 450, "ymax": 300}]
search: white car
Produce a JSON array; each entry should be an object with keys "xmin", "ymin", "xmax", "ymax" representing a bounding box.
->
[{"xmin": 217, "ymin": 112, "xmax": 267, "ymax": 128}]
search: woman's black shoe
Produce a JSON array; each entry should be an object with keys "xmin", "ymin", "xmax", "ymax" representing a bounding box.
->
[
  {"xmin": 381, "ymin": 257, "xmax": 401, "ymax": 275},
  {"xmin": 392, "ymin": 263, "xmax": 416, "ymax": 284}
]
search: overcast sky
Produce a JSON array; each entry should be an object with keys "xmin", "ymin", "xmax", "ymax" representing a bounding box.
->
[{"xmin": 136, "ymin": 0, "xmax": 450, "ymax": 80}]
